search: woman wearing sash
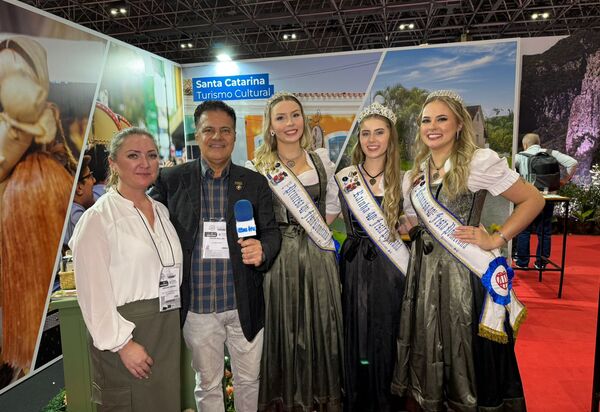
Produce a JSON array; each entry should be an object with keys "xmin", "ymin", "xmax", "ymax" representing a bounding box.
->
[
  {"xmin": 391, "ymin": 90, "xmax": 544, "ymax": 412},
  {"xmin": 247, "ymin": 92, "xmax": 344, "ymax": 411},
  {"xmin": 336, "ymin": 102, "xmax": 407, "ymax": 412},
  {"xmin": 70, "ymin": 128, "xmax": 182, "ymax": 411}
]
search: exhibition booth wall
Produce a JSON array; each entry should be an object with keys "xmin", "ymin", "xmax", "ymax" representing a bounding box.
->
[{"xmin": 0, "ymin": 0, "xmax": 598, "ymax": 406}]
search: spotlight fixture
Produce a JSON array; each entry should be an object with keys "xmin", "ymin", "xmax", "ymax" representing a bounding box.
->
[
  {"xmin": 282, "ymin": 33, "xmax": 297, "ymax": 41},
  {"xmin": 531, "ymin": 12, "xmax": 550, "ymax": 20},
  {"xmin": 110, "ymin": 6, "xmax": 128, "ymax": 16},
  {"xmin": 217, "ymin": 53, "xmax": 232, "ymax": 62},
  {"xmin": 283, "ymin": 34, "xmax": 289, "ymax": 40},
  {"xmin": 399, "ymin": 23, "xmax": 415, "ymax": 30},
  {"xmin": 187, "ymin": 42, "xmax": 193, "ymax": 48},
  {"xmin": 291, "ymin": 33, "xmax": 297, "ymax": 40}
]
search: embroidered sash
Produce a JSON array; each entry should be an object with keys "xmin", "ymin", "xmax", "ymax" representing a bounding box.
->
[
  {"xmin": 336, "ymin": 165, "xmax": 409, "ymax": 274},
  {"xmin": 410, "ymin": 167, "xmax": 526, "ymax": 343},
  {"xmin": 261, "ymin": 160, "xmax": 335, "ymax": 251}
]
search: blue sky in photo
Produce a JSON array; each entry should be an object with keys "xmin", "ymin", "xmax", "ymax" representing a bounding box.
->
[{"xmin": 371, "ymin": 41, "xmax": 518, "ymax": 116}]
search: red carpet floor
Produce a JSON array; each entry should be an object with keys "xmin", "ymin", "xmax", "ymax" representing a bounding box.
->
[{"xmin": 513, "ymin": 234, "xmax": 599, "ymax": 412}]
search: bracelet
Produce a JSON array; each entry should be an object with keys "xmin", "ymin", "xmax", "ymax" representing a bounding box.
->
[{"xmin": 496, "ymin": 230, "xmax": 509, "ymax": 244}]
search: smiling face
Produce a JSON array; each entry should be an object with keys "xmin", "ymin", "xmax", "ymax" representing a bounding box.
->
[
  {"xmin": 196, "ymin": 109, "xmax": 236, "ymax": 171},
  {"xmin": 109, "ymin": 134, "xmax": 159, "ymax": 193},
  {"xmin": 359, "ymin": 116, "xmax": 390, "ymax": 162},
  {"xmin": 269, "ymin": 99, "xmax": 305, "ymax": 146},
  {"xmin": 419, "ymin": 99, "xmax": 462, "ymax": 154}
]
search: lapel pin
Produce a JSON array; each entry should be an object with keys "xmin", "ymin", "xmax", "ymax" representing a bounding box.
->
[{"xmin": 235, "ymin": 181, "xmax": 243, "ymax": 191}]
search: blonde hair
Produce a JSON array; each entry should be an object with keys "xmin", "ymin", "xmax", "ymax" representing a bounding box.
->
[
  {"xmin": 253, "ymin": 94, "xmax": 313, "ymax": 173},
  {"xmin": 106, "ymin": 127, "xmax": 158, "ymax": 188},
  {"xmin": 410, "ymin": 94, "xmax": 478, "ymax": 199},
  {"xmin": 352, "ymin": 114, "xmax": 403, "ymax": 240}
]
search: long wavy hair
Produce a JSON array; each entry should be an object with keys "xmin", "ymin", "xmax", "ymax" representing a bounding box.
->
[
  {"xmin": 253, "ymin": 93, "xmax": 313, "ymax": 173},
  {"xmin": 352, "ymin": 114, "xmax": 403, "ymax": 240},
  {"xmin": 410, "ymin": 95, "xmax": 478, "ymax": 199}
]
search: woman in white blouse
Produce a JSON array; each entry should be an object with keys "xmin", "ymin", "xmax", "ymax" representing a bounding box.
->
[
  {"xmin": 70, "ymin": 127, "xmax": 183, "ymax": 412},
  {"xmin": 390, "ymin": 90, "xmax": 543, "ymax": 412},
  {"xmin": 247, "ymin": 92, "xmax": 343, "ymax": 412}
]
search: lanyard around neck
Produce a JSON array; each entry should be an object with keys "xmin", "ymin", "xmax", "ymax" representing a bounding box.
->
[{"xmin": 117, "ymin": 189, "xmax": 176, "ymax": 267}]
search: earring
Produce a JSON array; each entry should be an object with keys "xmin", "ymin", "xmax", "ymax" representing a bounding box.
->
[{"xmin": 270, "ymin": 131, "xmax": 275, "ymax": 138}]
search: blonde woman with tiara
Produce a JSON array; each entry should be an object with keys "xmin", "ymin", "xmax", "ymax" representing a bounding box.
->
[
  {"xmin": 391, "ymin": 90, "xmax": 544, "ymax": 411},
  {"xmin": 336, "ymin": 102, "xmax": 408, "ymax": 412},
  {"xmin": 246, "ymin": 92, "xmax": 343, "ymax": 411}
]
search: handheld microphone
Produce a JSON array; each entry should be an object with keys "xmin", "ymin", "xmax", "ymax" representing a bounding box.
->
[{"xmin": 234, "ymin": 199, "xmax": 257, "ymax": 238}]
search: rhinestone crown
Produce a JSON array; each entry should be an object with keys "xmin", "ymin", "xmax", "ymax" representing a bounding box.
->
[
  {"xmin": 357, "ymin": 102, "xmax": 397, "ymax": 124},
  {"xmin": 426, "ymin": 89, "xmax": 464, "ymax": 105}
]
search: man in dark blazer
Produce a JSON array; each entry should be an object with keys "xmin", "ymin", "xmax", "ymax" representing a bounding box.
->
[{"xmin": 149, "ymin": 100, "xmax": 281, "ymax": 412}]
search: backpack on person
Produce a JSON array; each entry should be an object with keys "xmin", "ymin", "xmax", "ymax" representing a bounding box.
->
[{"xmin": 520, "ymin": 149, "xmax": 561, "ymax": 191}]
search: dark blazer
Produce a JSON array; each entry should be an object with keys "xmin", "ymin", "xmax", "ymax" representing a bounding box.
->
[{"xmin": 149, "ymin": 159, "xmax": 281, "ymax": 341}]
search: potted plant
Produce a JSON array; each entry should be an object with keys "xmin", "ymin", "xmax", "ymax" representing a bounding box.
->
[{"xmin": 558, "ymin": 164, "xmax": 600, "ymax": 234}]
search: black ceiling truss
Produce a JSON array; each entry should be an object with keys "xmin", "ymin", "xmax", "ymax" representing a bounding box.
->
[{"xmin": 22, "ymin": 0, "xmax": 600, "ymax": 64}]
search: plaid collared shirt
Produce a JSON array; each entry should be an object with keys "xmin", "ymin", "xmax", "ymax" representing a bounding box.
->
[{"xmin": 190, "ymin": 159, "xmax": 236, "ymax": 314}]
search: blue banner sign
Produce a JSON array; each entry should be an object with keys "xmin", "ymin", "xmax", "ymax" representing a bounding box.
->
[{"xmin": 192, "ymin": 73, "xmax": 274, "ymax": 101}]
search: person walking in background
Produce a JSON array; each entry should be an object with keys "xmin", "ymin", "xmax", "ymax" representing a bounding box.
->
[
  {"xmin": 63, "ymin": 155, "xmax": 96, "ymax": 248},
  {"xmin": 336, "ymin": 102, "xmax": 408, "ymax": 412},
  {"xmin": 70, "ymin": 127, "xmax": 183, "ymax": 411},
  {"xmin": 247, "ymin": 92, "xmax": 344, "ymax": 411},
  {"xmin": 150, "ymin": 100, "xmax": 281, "ymax": 412},
  {"xmin": 391, "ymin": 90, "xmax": 544, "ymax": 411},
  {"xmin": 514, "ymin": 132, "xmax": 578, "ymax": 269},
  {"xmin": 87, "ymin": 144, "xmax": 110, "ymax": 201}
]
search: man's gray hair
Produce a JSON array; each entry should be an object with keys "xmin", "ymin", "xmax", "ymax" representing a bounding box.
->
[{"xmin": 522, "ymin": 133, "xmax": 540, "ymax": 148}]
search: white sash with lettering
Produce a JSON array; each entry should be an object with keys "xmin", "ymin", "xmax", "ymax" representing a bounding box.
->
[
  {"xmin": 410, "ymin": 168, "xmax": 526, "ymax": 343},
  {"xmin": 336, "ymin": 165, "xmax": 409, "ymax": 274},
  {"xmin": 262, "ymin": 161, "xmax": 335, "ymax": 252}
]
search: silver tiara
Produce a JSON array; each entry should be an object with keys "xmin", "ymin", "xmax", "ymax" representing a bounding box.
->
[
  {"xmin": 266, "ymin": 91, "xmax": 296, "ymax": 107},
  {"xmin": 426, "ymin": 89, "xmax": 464, "ymax": 105},
  {"xmin": 357, "ymin": 102, "xmax": 397, "ymax": 124}
]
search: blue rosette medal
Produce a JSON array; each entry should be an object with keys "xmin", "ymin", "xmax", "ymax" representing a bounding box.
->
[{"xmin": 410, "ymin": 167, "xmax": 526, "ymax": 343}]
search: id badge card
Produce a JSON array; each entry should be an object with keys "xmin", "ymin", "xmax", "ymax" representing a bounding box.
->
[
  {"xmin": 159, "ymin": 264, "xmax": 181, "ymax": 312},
  {"xmin": 202, "ymin": 220, "xmax": 230, "ymax": 259}
]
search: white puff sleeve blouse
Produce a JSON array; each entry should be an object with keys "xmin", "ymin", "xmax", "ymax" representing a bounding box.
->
[
  {"xmin": 402, "ymin": 148, "xmax": 519, "ymax": 218},
  {"xmin": 245, "ymin": 148, "xmax": 341, "ymax": 216}
]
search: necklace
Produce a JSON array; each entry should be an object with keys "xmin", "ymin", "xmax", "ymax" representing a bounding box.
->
[
  {"xmin": 362, "ymin": 165, "xmax": 384, "ymax": 185},
  {"xmin": 429, "ymin": 157, "xmax": 446, "ymax": 180},
  {"xmin": 278, "ymin": 151, "xmax": 303, "ymax": 168}
]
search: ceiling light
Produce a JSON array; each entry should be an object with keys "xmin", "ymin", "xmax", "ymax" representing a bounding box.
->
[
  {"xmin": 399, "ymin": 24, "xmax": 405, "ymax": 30},
  {"xmin": 283, "ymin": 34, "xmax": 289, "ymax": 40},
  {"xmin": 531, "ymin": 13, "xmax": 539, "ymax": 19},
  {"xmin": 110, "ymin": 8, "xmax": 118, "ymax": 16},
  {"xmin": 119, "ymin": 7, "xmax": 127, "ymax": 14},
  {"xmin": 291, "ymin": 33, "xmax": 297, "ymax": 40},
  {"xmin": 409, "ymin": 23, "xmax": 415, "ymax": 29},
  {"xmin": 217, "ymin": 53, "xmax": 232, "ymax": 62},
  {"xmin": 180, "ymin": 43, "xmax": 187, "ymax": 49},
  {"xmin": 542, "ymin": 12, "xmax": 550, "ymax": 19},
  {"xmin": 187, "ymin": 42, "xmax": 193, "ymax": 48},
  {"xmin": 399, "ymin": 23, "xmax": 415, "ymax": 30}
]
